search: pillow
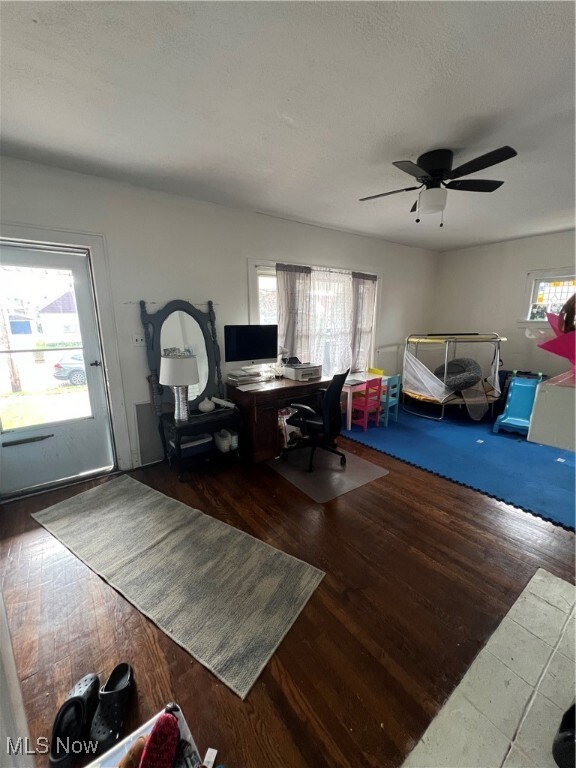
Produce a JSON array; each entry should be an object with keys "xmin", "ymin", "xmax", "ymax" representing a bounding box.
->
[{"xmin": 433, "ymin": 357, "xmax": 482, "ymax": 392}]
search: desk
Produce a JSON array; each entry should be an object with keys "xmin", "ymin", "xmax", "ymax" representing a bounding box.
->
[
  {"xmin": 227, "ymin": 377, "xmax": 329, "ymax": 462},
  {"xmin": 342, "ymin": 375, "xmax": 392, "ymax": 430}
]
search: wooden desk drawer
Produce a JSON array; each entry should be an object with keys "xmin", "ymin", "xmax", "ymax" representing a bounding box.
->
[{"xmin": 252, "ymin": 404, "xmax": 280, "ymax": 463}]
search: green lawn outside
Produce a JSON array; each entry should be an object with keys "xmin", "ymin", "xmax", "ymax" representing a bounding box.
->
[{"xmin": 0, "ymin": 386, "xmax": 91, "ymax": 430}]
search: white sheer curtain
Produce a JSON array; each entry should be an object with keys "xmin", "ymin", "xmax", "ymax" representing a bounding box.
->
[
  {"xmin": 276, "ymin": 264, "xmax": 377, "ymax": 376},
  {"xmin": 309, "ymin": 268, "xmax": 353, "ymax": 375},
  {"xmin": 351, "ymin": 272, "xmax": 378, "ymax": 372},
  {"xmin": 276, "ymin": 263, "xmax": 312, "ymax": 363}
]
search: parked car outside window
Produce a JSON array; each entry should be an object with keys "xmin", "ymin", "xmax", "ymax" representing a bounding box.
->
[{"xmin": 53, "ymin": 353, "xmax": 86, "ymax": 386}]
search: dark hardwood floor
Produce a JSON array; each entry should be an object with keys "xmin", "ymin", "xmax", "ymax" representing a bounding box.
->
[{"xmin": 1, "ymin": 439, "xmax": 574, "ymax": 768}]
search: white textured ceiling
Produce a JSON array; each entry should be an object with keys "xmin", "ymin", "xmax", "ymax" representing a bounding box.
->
[{"xmin": 1, "ymin": 2, "xmax": 574, "ymax": 251}]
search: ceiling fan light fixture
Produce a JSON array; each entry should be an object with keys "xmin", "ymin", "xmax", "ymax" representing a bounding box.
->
[{"xmin": 419, "ymin": 187, "xmax": 447, "ymax": 214}]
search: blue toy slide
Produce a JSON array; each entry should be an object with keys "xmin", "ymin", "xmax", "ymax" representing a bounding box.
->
[{"xmin": 493, "ymin": 376, "xmax": 541, "ymax": 436}]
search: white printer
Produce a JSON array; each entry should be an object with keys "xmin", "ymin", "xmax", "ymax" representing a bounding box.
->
[{"xmin": 283, "ymin": 363, "xmax": 322, "ymax": 381}]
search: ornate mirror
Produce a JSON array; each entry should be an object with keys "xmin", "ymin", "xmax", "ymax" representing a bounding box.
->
[
  {"xmin": 160, "ymin": 311, "xmax": 210, "ymax": 396},
  {"xmin": 140, "ymin": 299, "xmax": 224, "ymax": 416}
]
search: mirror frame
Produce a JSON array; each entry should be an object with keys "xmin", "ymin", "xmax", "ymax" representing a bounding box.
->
[{"xmin": 140, "ymin": 299, "xmax": 224, "ymax": 416}]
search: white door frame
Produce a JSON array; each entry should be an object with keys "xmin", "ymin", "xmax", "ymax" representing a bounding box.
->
[{"xmin": 0, "ymin": 222, "xmax": 131, "ymax": 473}]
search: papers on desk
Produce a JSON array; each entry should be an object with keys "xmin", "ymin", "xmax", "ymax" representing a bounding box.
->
[{"xmin": 237, "ymin": 382, "xmax": 264, "ymax": 391}]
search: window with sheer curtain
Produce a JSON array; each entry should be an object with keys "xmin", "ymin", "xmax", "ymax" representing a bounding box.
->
[{"xmin": 274, "ymin": 263, "xmax": 377, "ymax": 376}]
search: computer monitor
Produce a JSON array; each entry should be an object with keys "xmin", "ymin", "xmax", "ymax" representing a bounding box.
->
[{"xmin": 224, "ymin": 325, "xmax": 278, "ymax": 367}]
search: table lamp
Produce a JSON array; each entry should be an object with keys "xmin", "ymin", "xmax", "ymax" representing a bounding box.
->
[{"xmin": 159, "ymin": 355, "xmax": 199, "ymax": 423}]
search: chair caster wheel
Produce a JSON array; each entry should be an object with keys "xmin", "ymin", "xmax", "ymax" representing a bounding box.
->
[{"xmin": 340, "ymin": 456, "xmax": 346, "ymax": 466}]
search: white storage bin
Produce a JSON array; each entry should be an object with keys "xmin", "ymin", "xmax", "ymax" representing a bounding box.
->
[
  {"xmin": 87, "ymin": 703, "xmax": 202, "ymax": 768},
  {"xmin": 214, "ymin": 429, "xmax": 231, "ymax": 452}
]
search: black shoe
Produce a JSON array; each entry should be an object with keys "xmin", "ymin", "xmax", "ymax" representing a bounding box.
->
[
  {"xmin": 553, "ymin": 702, "xmax": 575, "ymax": 768},
  {"xmin": 90, "ymin": 663, "xmax": 134, "ymax": 755},
  {"xmin": 49, "ymin": 673, "xmax": 99, "ymax": 768}
]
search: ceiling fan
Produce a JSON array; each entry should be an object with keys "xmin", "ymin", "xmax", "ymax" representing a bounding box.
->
[{"xmin": 359, "ymin": 146, "xmax": 517, "ymax": 222}]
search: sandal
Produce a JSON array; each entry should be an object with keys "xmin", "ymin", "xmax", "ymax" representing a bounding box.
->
[
  {"xmin": 90, "ymin": 663, "xmax": 134, "ymax": 755},
  {"xmin": 138, "ymin": 711, "xmax": 180, "ymax": 768},
  {"xmin": 49, "ymin": 673, "xmax": 99, "ymax": 768}
]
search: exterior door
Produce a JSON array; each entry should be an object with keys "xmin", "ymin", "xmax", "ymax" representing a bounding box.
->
[{"xmin": 0, "ymin": 242, "xmax": 115, "ymax": 497}]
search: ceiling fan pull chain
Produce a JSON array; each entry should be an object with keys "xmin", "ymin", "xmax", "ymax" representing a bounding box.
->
[{"xmin": 440, "ymin": 209, "xmax": 445, "ymax": 228}]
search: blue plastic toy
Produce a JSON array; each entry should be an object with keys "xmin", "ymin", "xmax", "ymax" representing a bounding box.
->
[{"xmin": 493, "ymin": 376, "xmax": 542, "ymax": 436}]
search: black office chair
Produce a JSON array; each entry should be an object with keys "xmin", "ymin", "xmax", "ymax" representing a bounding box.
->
[{"xmin": 283, "ymin": 369, "xmax": 349, "ymax": 472}]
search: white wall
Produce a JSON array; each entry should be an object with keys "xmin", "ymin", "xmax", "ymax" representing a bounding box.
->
[
  {"xmin": 0, "ymin": 157, "xmax": 438, "ymax": 468},
  {"xmin": 431, "ymin": 231, "xmax": 576, "ymax": 377}
]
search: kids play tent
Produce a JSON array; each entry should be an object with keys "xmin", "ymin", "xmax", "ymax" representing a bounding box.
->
[{"xmin": 402, "ymin": 333, "xmax": 506, "ymax": 420}]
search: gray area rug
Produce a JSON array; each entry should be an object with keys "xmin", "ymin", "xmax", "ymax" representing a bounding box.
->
[
  {"xmin": 267, "ymin": 449, "xmax": 389, "ymax": 503},
  {"xmin": 32, "ymin": 475, "xmax": 324, "ymax": 699}
]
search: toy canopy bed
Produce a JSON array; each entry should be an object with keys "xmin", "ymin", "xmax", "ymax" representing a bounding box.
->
[{"xmin": 402, "ymin": 333, "xmax": 507, "ymax": 420}]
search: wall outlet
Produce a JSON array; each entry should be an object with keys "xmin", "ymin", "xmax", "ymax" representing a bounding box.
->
[{"xmin": 132, "ymin": 333, "xmax": 146, "ymax": 346}]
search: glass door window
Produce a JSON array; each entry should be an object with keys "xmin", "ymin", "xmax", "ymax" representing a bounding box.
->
[
  {"xmin": 0, "ymin": 244, "xmax": 115, "ymax": 498},
  {"xmin": 0, "ymin": 266, "xmax": 93, "ymax": 429}
]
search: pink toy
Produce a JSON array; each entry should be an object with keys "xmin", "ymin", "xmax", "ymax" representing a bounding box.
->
[{"xmin": 538, "ymin": 307, "xmax": 576, "ymax": 386}]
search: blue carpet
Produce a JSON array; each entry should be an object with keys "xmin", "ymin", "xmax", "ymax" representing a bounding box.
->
[{"xmin": 343, "ymin": 411, "xmax": 575, "ymax": 530}]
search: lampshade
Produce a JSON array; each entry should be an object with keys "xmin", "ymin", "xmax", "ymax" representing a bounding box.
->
[
  {"xmin": 159, "ymin": 355, "xmax": 199, "ymax": 386},
  {"xmin": 419, "ymin": 187, "xmax": 447, "ymax": 215}
]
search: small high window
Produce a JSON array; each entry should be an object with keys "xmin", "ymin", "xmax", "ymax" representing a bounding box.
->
[{"xmin": 527, "ymin": 275, "xmax": 576, "ymax": 320}]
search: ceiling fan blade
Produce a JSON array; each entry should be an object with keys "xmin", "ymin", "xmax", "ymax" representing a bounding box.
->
[
  {"xmin": 392, "ymin": 160, "xmax": 431, "ymax": 179},
  {"xmin": 444, "ymin": 179, "xmax": 504, "ymax": 192},
  {"xmin": 410, "ymin": 200, "xmax": 418, "ymax": 212},
  {"xmin": 359, "ymin": 185, "xmax": 420, "ymax": 202},
  {"xmin": 448, "ymin": 146, "xmax": 517, "ymax": 179}
]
